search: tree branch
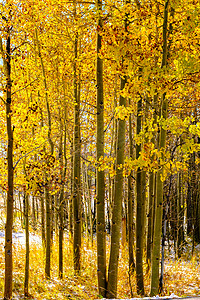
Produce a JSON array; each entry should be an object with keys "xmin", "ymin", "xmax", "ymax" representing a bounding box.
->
[
  {"xmin": 13, "ymin": 140, "xmax": 47, "ymax": 170},
  {"xmin": 11, "ymin": 78, "xmax": 38, "ymax": 95}
]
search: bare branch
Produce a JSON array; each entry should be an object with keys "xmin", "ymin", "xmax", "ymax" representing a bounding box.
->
[
  {"xmin": 11, "ymin": 78, "xmax": 38, "ymax": 95},
  {"xmin": 13, "ymin": 140, "xmax": 48, "ymax": 170}
]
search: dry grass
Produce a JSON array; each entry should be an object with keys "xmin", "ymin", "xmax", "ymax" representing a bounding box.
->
[{"xmin": 0, "ymin": 233, "xmax": 200, "ymax": 299}]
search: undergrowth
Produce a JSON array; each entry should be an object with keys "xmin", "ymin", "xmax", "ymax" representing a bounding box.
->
[{"xmin": 0, "ymin": 233, "xmax": 200, "ymax": 299}]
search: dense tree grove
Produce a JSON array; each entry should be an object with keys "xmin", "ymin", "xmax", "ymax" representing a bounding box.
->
[{"xmin": 0, "ymin": 0, "xmax": 200, "ymax": 299}]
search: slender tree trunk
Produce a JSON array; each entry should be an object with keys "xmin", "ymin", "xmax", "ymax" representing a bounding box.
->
[
  {"xmin": 150, "ymin": 1, "xmax": 169, "ymax": 295},
  {"xmin": 136, "ymin": 96, "xmax": 145, "ymax": 295},
  {"xmin": 19, "ymin": 192, "xmax": 23, "ymax": 228},
  {"xmin": 41, "ymin": 194, "xmax": 46, "ymax": 248},
  {"xmin": 177, "ymin": 171, "xmax": 184, "ymax": 257},
  {"xmin": 128, "ymin": 165, "xmax": 135, "ymax": 297},
  {"xmin": 59, "ymin": 180, "xmax": 64, "ymax": 279},
  {"xmin": 22, "ymin": 143, "xmax": 30, "ymax": 297},
  {"xmin": 58, "ymin": 103, "xmax": 68, "ymax": 278},
  {"xmin": 191, "ymin": 153, "xmax": 197, "ymax": 253},
  {"xmin": 37, "ymin": 93, "xmax": 46, "ymax": 248},
  {"xmin": 58, "ymin": 117, "xmax": 64, "ymax": 278},
  {"xmin": 107, "ymin": 175, "xmax": 112, "ymax": 235},
  {"xmin": 73, "ymin": 25, "xmax": 82, "ymax": 273},
  {"xmin": 35, "ymin": 29, "xmax": 54, "ymax": 154},
  {"xmin": 160, "ymin": 174, "xmax": 172, "ymax": 291},
  {"xmin": 1, "ymin": 28, "xmax": 14, "ymax": 300},
  {"xmin": 96, "ymin": 0, "xmax": 106, "ymax": 296},
  {"xmin": 160, "ymin": 199, "xmax": 168, "ymax": 292},
  {"xmin": 171, "ymin": 184, "xmax": 178, "ymax": 257},
  {"xmin": 32, "ymin": 195, "xmax": 36, "ymax": 231},
  {"xmin": 35, "ymin": 28, "xmax": 54, "ymax": 278},
  {"xmin": 195, "ymin": 180, "xmax": 200, "ymax": 243},
  {"xmin": 108, "ymin": 75, "xmax": 118, "ymax": 233},
  {"xmin": 106, "ymin": 2, "xmax": 130, "ymax": 296},
  {"xmin": 70, "ymin": 142, "xmax": 73, "ymax": 238},
  {"xmin": 83, "ymin": 188, "xmax": 89, "ymax": 239},
  {"xmin": 147, "ymin": 172, "xmax": 154, "ymax": 265},
  {"xmin": 36, "ymin": 198, "xmax": 39, "ymax": 223},
  {"xmin": 51, "ymin": 195, "xmax": 55, "ymax": 245},
  {"xmin": 147, "ymin": 12, "xmax": 159, "ymax": 267},
  {"xmin": 147, "ymin": 104, "xmax": 157, "ymax": 267},
  {"xmin": 195, "ymin": 139, "xmax": 200, "ymax": 243},
  {"xmin": 45, "ymin": 180, "xmax": 51, "ymax": 278},
  {"xmin": 86, "ymin": 166, "xmax": 93, "ymax": 242},
  {"xmin": 128, "ymin": 106, "xmax": 135, "ymax": 274},
  {"xmin": 24, "ymin": 192, "xmax": 29, "ymax": 297},
  {"xmin": 106, "ymin": 77, "xmax": 126, "ymax": 299}
]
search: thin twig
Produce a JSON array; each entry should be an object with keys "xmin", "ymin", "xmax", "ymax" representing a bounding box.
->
[
  {"xmin": 12, "ymin": 78, "xmax": 38, "ymax": 95},
  {"xmin": 13, "ymin": 140, "xmax": 47, "ymax": 170},
  {"xmin": 104, "ymin": 114, "xmax": 114, "ymax": 133},
  {"xmin": 80, "ymin": 155, "xmax": 93, "ymax": 164}
]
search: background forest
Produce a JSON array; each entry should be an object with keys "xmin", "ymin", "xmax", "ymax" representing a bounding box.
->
[{"xmin": 0, "ymin": 0, "xmax": 200, "ymax": 299}]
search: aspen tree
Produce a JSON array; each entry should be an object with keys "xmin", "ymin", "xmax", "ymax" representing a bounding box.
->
[
  {"xmin": 190, "ymin": 152, "xmax": 197, "ymax": 253},
  {"xmin": 24, "ymin": 191, "xmax": 29, "ymax": 297},
  {"xmin": 106, "ymin": 1, "xmax": 129, "ymax": 297},
  {"xmin": 35, "ymin": 27, "xmax": 54, "ymax": 279},
  {"xmin": 4, "ymin": 34, "xmax": 13, "ymax": 299},
  {"xmin": 1, "ymin": 18, "xmax": 14, "ymax": 300},
  {"xmin": 38, "ymin": 99, "xmax": 46, "ymax": 247},
  {"xmin": 108, "ymin": 75, "xmax": 118, "ymax": 234},
  {"xmin": 147, "ymin": 170, "xmax": 155, "ymax": 266},
  {"xmin": 150, "ymin": 0, "xmax": 169, "ymax": 295},
  {"xmin": 177, "ymin": 171, "xmax": 184, "ymax": 256},
  {"xmin": 22, "ymin": 132, "xmax": 29, "ymax": 296},
  {"xmin": 133, "ymin": 1, "xmax": 146, "ymax": 292},
  {"xmin": 73, "ymin": 1, "xmax": 81, "ymax": 273},
  {"xmin": 73, "ymin": 65, "xmax": 82, "ymax": 273},
  {"xmin": 96, "ymin": 0, "xmax": 107, "ymax": 296},
  {"xmin": 128, "ymin": 99, "xmax": 135, "ymax": 296},
  {"xmin": 135, "ymin": 94, "xmax": 145, "ymax": 295},
  {"xmin": 31, "ymin": 39, "xmax": 46, "ymax": 247},
  {"xmin": 107, "ymin": 76, "xmax": 126, "ymax": 300},
  {"xmin": 58, "ymin": 106, "xmax": 67, "ymax": 278},
  {"xmin": 146, "ymin": 7, "xmax": 159, "ymax": 267},
  {"xmin": 147, "ymin": 96, "xmax": 158, "ymax": 268}
]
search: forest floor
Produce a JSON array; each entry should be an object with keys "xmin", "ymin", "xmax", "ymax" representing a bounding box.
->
[{"xmin": 0, "ymin": 226, "xmax": 200, "ymax": 299}]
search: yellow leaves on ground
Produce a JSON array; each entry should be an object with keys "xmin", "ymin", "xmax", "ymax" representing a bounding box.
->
[
  {"xmin": 0, "ymin": 0, "xmax": 199, "ymax": 199},
  {"xmin": 0, "ymin": 235, "xmax": 199, "ymax": 299}
]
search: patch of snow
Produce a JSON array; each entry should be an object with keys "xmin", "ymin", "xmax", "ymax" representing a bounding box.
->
[
  {"xmin": 0, "ymin": 230, "xmax": 42, "ymax": 246},
  {"xmin": 96, "ymin": 295, "xmax": 181, "ymax": 300}
]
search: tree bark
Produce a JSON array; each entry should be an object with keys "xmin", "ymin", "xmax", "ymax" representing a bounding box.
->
[
  {"xmin": 73, "ymin": 24, "xmax": 82, "ymax": 273},
  {"xmin": 147, "ymin": 171, "xmax": 155, "ymax": 266},
  {"xmin": 177, "ymin": 171, "xmax": 184, "ymax": 257},
  {"xmin": 128, "ymin": 103, "xmax": 135, "ymax": 276},
  {"xmin": 45, "ymin": 180, "xmax": 51, "ymax": 279},
  {"xmin": 106, "ymin": 2, "xmax": 130, "ymax": 296},
  {"xmin": 106, "ymin": 77, "xmax": 126, "ymax": 299},
  {"xmin": 1, "ymin": 26, "xmax": 14, "ymax": 300},
  {"xmin": 41, "ymin": 194, "xmax": 46, "ymax": 248},
  {"xmin": 150, "ymin": 1, "xmax": 169, "ymax": 295},
  {"xmin": 96, "ymin": 0, "xmax": 107, "ymax": 296},
  {"xmin": 136, "ymin": 97, "xmax": 145, "ymax": 295},
  {"xmin": 147, "ymin": 102, "xmax": 157, "ymax": 267},
  {"xmin": 35, "ymin": 27, "xmax": 54, "ymax": 278},
  {"xmin": 24, "ymin": 192, "xmax": 29, "ymax": 297}
]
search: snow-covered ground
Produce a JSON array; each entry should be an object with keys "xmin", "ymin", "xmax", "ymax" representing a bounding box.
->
[
  {"xmin": 0, "ymin": 230, "xmax": 42, "ymax": 246},
  {"xmin": 96, "ymin": 295, "xmax": 182, "ymax": 300}
]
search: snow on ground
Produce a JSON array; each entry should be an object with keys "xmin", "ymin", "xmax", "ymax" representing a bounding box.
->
[
  {"xmin": 0, "ymin": 230, "xmax": 42, "ymax": 246},
  {"xmin": 96, "ymin": 295, "xmax": 181, "ymax": 300}
]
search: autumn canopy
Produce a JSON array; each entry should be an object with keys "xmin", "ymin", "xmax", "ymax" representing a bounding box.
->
[{"xmin": 0, "ymin": 0, "xmax": 200, "ymax": 299}]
